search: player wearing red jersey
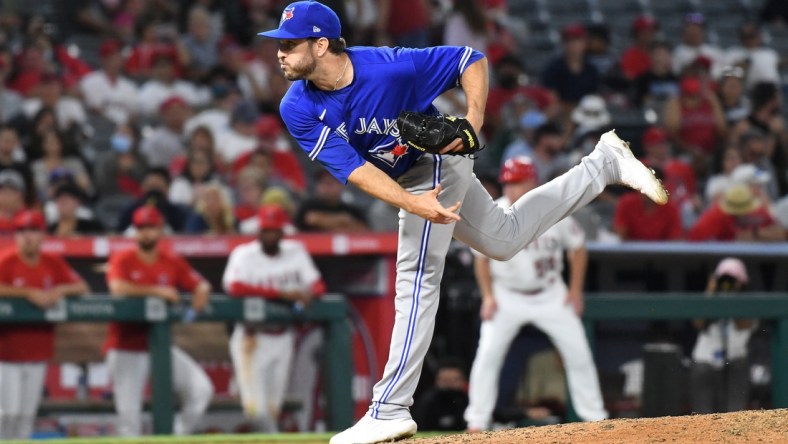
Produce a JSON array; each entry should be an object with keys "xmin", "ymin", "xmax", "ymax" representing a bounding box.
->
[
  {"xmin": 103, "ymin": 206, "xmax": 214, "ymax": 436},
  {"xmin": 0, "ymin": 210, "xmax": 89, "ymax": 440}
]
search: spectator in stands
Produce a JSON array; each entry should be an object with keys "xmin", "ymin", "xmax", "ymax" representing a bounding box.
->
[
  {"xmin": 0, "ymin": 126, "xmax": 34, "ymax": 205},
  {"xmin": 47, "ymin": 183, "xmax": 104, "ymax": 236},
  {"xmin": 513, "ymin": 123, "xmax": 570, "ymax": 185},
  {"xmin": 169, "ymin": 149, "xmax": 224, "ymax": 206},
  {"xmin": 632, "ymin": 41, "xmax": 678, "ymax": 108},
  {"xmin": 233, "ymin": 166, "xmax": 267, "ymax": 231},
  {"xmin": 705, "ymin": 146, "xmax": 745, "ymax": 203},
  {"xmin": 217, "ymin": 101, "xmax": 259, "ymax": 164},
  {"xmin": 739, "ymin": 130, "xmax": 781, "ymax": 201},
  {"xmin": 485, "ymin": 55, "xmax": 556, "ymax": 139},
  {"xmin": 295, "ymin": 170, "xmax": 368, "ymax": 232},
  {"xmin": 236, "ymin": 38, "xmax": 281, "ymax": 106},
  {"xmin": 541, "ymin": 24, "xmax": 599, "ymax": 116},
  {"xmin": 443, "ymin": 0, "xmax": 489, "ymax": 54},
  {"xmin": 687, "ymin": 184, "xmax": 785, "ymax": 242},
  {"xmin": 0, "ymin": 58, "xmax": 24, "ymax": 124},
  {"xmin": 184, "ymin": 69, "xmax": 243, "ymax": 144},
  {"xmin": 140, "ymin": 96, "xmax": 190, "ymax": 168},
  {"xmin": 663, "ymin": 75, "xmax": 727, "ymax": 177},
  {"xmin": 585, "ymin": 24, "xmax": 619, "ymax": 87},
  {"xmin": 568, "ymin": 95, "xmax": 612, "ymax": 161},
  {"xmin": 639, "ymin": 126, "xmax": 698, "ymax": 226},
  {"xmin": 499, "ymin": 102, "xmax": 547, "ymax": 164},
  {"xmin": 412, "ymin": 358, "xmax": 469, "ymax": 432},
  {"xmin": 79, "ymin": 39, "xmax": 139, "ymax": 125},
  {"xmin": 725, "ymin": 22, "xmax": 780, "ymax": 91},
  {"xmin": 30, "ymin": 130, "xmax": 92, "ymax": 201},
  {"xmin": 691, "ymin": 257, "xmax": 757, "ymax": 414},
  {"xmin": 95, "ymin": 123, "xmax": 148, "ymax": 201},
  {"xmin": 124, "ymin": 20, "xmax": 185, "ymax": 81},
  {"xmin": 376, "ymin": 0, "xmax": 430, "ymax": 48},
  {"xmin": 228, "ymin": 116, "xmax": 306, "ymax": 195},
  {"xmin": 620, "ymin": 15, "xmax": 658, "ymax": 81},
  {"xmin": 117, "ymin": 168, "xmax": 191, "ymax": 233},
  {"xmin": 716, "ymin": 67, "xmax": 751, "ymax": 131},
  {"xmin": 0, "ymin": 170, "xmax": 27, "ymax": 234},
  {"xmin": 672, "ymin": 13, "xmax": 723, "ymax": 78},
  {"xmin": 170, "ymin": 125, "xmax": 225, "ymax": 178},
  {"xmin": 23, "ymin": 74, "xmax": 87, "ymax": 137},
  {"xmin": 737, "ymin": 82, "xmax": 788, "ymax": 196},
  {"xmin": 104, "ymin": 206, "xmax": 213, "ymax": 436},
  {"xmin": 184, "ymin": 183, "xmax": 236, "ymax": 235},
  {"xmin": 0, "ymin": 210, "xmax": 89, "ymax": 440},
  {"xmin": 182, "ymin": 6, "xmax": 220, "ymax": 80},
  {"xmin": 137, "ymin": 52, "xmax": 210, "ymax": 116},
  {"xmin": 25, "ymin": 107, "xmax": 59, "ymax": 161},
  {"xmin": 613, "ymin": 168, "xmax": 683, "ymax": 241}
]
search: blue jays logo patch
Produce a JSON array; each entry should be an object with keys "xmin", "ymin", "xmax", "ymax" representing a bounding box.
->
[
  {"xmin": 369, "ymin": 139, "xmax": 407, "ymax": 168},
  {"xmin": 280, "ymin": 6, "xmax": 295, "ymax": 25}
]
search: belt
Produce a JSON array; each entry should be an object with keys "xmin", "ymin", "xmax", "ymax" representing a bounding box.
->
[{"xmin": 516, "ymin": 287, "xmax": 544, "ymax": 296}]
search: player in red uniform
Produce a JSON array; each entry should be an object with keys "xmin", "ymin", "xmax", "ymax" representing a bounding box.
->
[
  {"xmin": 103, "ymin": 206, "xmax": 214, "ymax": 436},
  {"xmin": 0, "ymin": 210, "xmax": 89, "ymax": 440}
]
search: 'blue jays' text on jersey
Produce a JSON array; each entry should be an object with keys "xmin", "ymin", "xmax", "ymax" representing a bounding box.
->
[{"xmin": 279, "ymin": 46, "xmax": 484, "ymax": 184}]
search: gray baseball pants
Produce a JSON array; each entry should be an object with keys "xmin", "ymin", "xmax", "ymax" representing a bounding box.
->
[{"xmin": 369, "ymin": 148, "xmax": 614, "ymax": 419}]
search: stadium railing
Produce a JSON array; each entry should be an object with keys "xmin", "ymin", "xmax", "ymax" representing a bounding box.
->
[{"xmin": 0, "ymin": 294, "xmax": 353, "ymax": 434}]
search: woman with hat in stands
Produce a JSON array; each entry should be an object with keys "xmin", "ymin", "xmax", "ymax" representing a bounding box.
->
[{"xmin": 687, "ymin": 183, "xmax": 785, "ymax": 241}]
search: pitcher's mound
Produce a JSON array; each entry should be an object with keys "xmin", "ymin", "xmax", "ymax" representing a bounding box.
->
[{"xmin": 417, "ymin": 409, "xmax": 788, "ymax": 443}]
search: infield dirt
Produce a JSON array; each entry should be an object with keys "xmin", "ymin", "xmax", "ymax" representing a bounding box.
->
[{"xmin": 414, "ymin": 408, "xmax": 788, "ymax": 443}]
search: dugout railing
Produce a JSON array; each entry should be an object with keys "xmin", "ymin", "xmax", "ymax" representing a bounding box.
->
[{"xmin": 0, "ymin": 295, "xmax": 353, "ymax": 434}]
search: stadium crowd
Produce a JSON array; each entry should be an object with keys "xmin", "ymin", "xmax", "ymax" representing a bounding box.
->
[{"xmin": 0, "ymin": 0, "xmax": 782, "ymax": 242}]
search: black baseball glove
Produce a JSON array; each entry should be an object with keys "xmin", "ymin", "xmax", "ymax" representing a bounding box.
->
[{"xmin": 397, "ymin": 111, "xmax": 482, "ymax": 155}]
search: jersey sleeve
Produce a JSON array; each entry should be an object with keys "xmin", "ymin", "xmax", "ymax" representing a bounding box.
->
[
  {"xmin": 52, "ymin": 256, "xmax": 84, "ymax": 284},
  {"xmin": 280, "ymin": 93, "xmax": 365, "ymax": 184},
  {"xmin": 173, "ymin": 255, "xmax": 204, "ymax": 292},
  {"xmin": 106, "ymin": 252, "xmax": 130, "ymax": 284},
  {"xmin": 222, "ymin": 247, "xmax": 247, "ymax": 292},
  {"xmin": 407, "ymin": 46, "xmax": 484, "ymax": 104},
  {"xmin": 559, "ymin": 216, "xmax": 585, "ymax": 251}
]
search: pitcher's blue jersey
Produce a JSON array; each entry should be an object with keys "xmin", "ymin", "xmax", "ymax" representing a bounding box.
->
[{"xmin": 280, "ymin": 45, "xmax": 484, "ymax": 184}]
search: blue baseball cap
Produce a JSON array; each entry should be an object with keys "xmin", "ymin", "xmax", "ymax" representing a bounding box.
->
[{"xmin": 258, "ymin": 1, "xmax": 341, "ymax": 40}]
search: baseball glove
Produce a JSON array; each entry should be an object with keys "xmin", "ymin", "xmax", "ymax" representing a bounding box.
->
[{"xmin": 397, "ymin": 111, "xmax": 482, "ymax": 155}]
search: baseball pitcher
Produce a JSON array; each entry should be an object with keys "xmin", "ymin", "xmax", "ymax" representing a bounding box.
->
[
  {"xmin": 258, "ymin": 2, "xmax": 667, "ymax": 442},
  {"xmin": 223, "ymin": 204, "xmax": 326, "ymax": 432},
  {"xmin": 464, "ymin": 157, "xmax": 607, "ymax": 432}
]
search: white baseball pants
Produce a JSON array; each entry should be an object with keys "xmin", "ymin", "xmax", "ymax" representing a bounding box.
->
[
  {"xmin": 369, "ymin": 148, "xmax": 614, "ymax": 419},
  {"xmin": 229, "ymin": 324, "xmax": 295, "ymax": 432},
  {"xmin": 0, "ymin": 361, "xmax": 46, "ymax": 439},
  {"xmin": 464, "ymin": 281, "xmax": 607, "ymax": 430},
  {"xmin": 106, "ymin": 347, "xmax": 214, "ymax": 436}
]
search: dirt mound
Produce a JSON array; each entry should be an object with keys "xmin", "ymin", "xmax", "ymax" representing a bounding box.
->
[{"xmin": 416, "ymin": 409, "xmax": 788, "ymax": 443}]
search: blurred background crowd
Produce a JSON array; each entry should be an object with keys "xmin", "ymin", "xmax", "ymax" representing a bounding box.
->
[{"xmin": 0, "ymin": 0, "xmax": 783, "ymax": 242}]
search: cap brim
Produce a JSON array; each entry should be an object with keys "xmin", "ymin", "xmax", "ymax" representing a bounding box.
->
[{"xmin": 258, "ymin": 29, "xmax": 304, "ymax": 39}]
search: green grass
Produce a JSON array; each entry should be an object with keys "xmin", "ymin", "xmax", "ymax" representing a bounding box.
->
[{"xmin": 7, "ymin": 432, "xmax": 453, "ymax": 444}]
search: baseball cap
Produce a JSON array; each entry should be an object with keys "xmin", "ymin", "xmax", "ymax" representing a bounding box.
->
[
  {"xmin": 714, "ymin": 257, "xmax": 748, "ymax": 284},
  {"xmin": 685, "ymin": 12, "xmax": 705, "ymax": 25},
  {"xmin": 258, "ymin": 204, "xmax": 289, "ymax": 230},
  {"xmin": 256, "ymin": 114, "xmax": 283, "ymax": 139},
  {"xmin": 680, "ymin": 76, "xmax": 701, "ymax": 95},
  {"xmin": 99, "ymin": 40, "xmax": 123, "ymax": 58},
  {"xmin": 54, "ymin": 183, "xmax": 86, "ymax": 201},
  {"xmin": 499, "ymin": 156, "xmax": 538, "ymax": 184},
  {"xmin": 632, "ymin": 15, "xmax": 657, "ymax": 33},
  {"xmin": 0, "ymin": 169, "xmax": 25, "ymax": 193},
  {"xmin": 561, "ymin": 24, "xmax": 587, "ymax": 41},
  {"xmin": 258, "ymin": 1, "xmax": 341, "ymax": 40},
  {"xmin": 132, "ymin": 206, "xmax": 165, "ymax": 228},
  {"xmin": 159, "ymin": 95, "xmax": 188, "ymax": 113},
  {"xmin": 642, "ymin": 127, "xmax": 668, "ymax": 146},
  {"xmin": 14, "ymin": 209, "xmax": 46, "ymax": 231}
]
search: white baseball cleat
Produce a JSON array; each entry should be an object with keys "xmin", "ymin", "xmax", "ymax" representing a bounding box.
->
[
  {"xmin": 597, "ymin": 129, "xmax": 669, "ymax": 205},
  {"xmin": 329, "ymin": 416, "xmax": 418, "ymax": 444}
]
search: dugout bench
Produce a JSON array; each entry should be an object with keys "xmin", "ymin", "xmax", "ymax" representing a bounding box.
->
[{"xmin": 0, "ymin": 294, "xmax": 353, "ymax": 434}]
